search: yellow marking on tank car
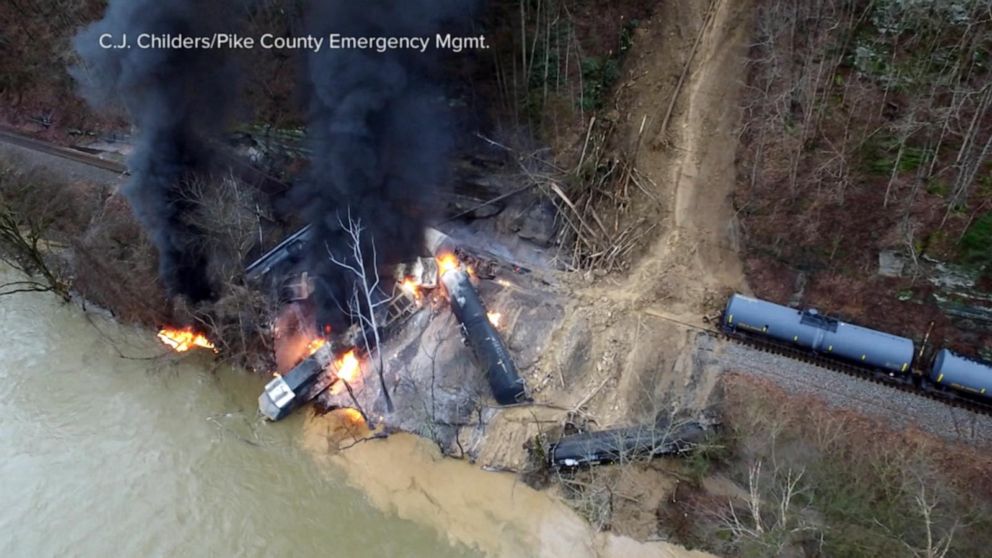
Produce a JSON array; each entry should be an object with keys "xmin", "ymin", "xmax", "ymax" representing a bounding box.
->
[
  {"xmin": 901, "ymin": 363, "xmax": 908, "ymax": 372},
  {"xmin": 861, "ymin": 354, "xmax": 866, "ymax": 361},
  {"xmin": 793, "ymin": 335, "xmax": 798, "ymax": 342},
  {"xmin": 937, "ymin": 373, "xmax": 944, "ymax": 383},
  {"xmin": 728, "ymin": 314, "xmax": 733, "ymax": 324},
  {"xmin": 827, "ymin": 345, "xmax": 832, "ymax": 352}
]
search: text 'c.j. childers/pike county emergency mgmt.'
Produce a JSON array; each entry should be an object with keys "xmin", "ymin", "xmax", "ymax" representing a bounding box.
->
[{"xmin": 96, "ymin": 33, "xmax": 490, "ymax": 53}]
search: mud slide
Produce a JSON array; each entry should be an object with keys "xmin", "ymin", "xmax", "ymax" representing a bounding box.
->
[
  {"xmin": 296, "ymin": 3, "xmax": 757, "ymax": 551},
  {"xmin": 620, "ymin": 0, "xmax": 751, "ymax": 319},
  {"xmin": 542, "ymin": 0, "xmax": 754, "ymax": 425}
]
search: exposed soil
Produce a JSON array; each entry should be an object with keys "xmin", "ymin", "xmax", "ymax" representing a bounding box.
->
[
  {"xmin": 301, "ymin": 421, "xmax": 714, "ymax": 558},
  {"xmin": 618, "ymin": 0, "xmax": 749, "ymax": 318}
]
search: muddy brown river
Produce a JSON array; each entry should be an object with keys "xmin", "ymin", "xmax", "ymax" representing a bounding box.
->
[
  {"xmin": 0, "ymin": 267, "xmax": 702, "ymax": 558},
  {"xmin": 0, "ymin": 270, "xmax": 477, "ymax": 556}
]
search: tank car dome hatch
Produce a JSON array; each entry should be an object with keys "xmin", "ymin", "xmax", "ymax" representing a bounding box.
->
[
  {"xmin": 723, "ymin": 293, "xmax": 914, "ymax": 374},
  {"xmin": 929, "ymin": 349, "xmax": 992, "ymax": 401}
]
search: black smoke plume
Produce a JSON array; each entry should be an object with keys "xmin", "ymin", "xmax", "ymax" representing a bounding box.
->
[
  {"xmin": 296, "ymin": 1, "xmax": 476, "ymax": 331},
  {"xmin": 73, "ymin": 1, "xmax": 238, "ymax": 302}
]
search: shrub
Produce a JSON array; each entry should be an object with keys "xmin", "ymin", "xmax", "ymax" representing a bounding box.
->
[{"xmin": 960, "ymin": 212, "xmax": 992, "ymax": 270}]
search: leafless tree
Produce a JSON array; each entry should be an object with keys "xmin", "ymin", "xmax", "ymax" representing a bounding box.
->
[
  {"xmin": 716, "ymin": 459, "xmax": 819, "ymax": 555},
  {"xmin": 0, "ymin": 203, "xmax": 69, "ymax": 300},
  {"xmin": 181, "ymin": 173, "xmax": 265, "ymax": 288},
  {"xmin": 0, "ymin": 161, "xmax": 72, "ymax": 300},
  {"xmin": 328, "ymin": 209, "xmax": 395, "ymax": 413},
  {"xmin": 904, "ymin": 480, "xmax": 957, "ymax": 558}
]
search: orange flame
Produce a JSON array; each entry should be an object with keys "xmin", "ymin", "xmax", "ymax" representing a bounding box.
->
[
  {"xmin": 157, "ymin": 326, "xmax": 215, "ymax": 352},
  {"xmin": 339, "ymin": 407, "xmax": 366, "ymax": 425},
  {"xmin": 487, "ymin": 312, "xmax": 502, "ymax": 327},
  {"xmin": 400, "ymin": 278, "xmax": 422, "ymax": 301},
  {"xmin": 334, "ymin": 350, "xmax": 360, "ymax": 383},
  {"xmin": 437, "ymin": 252, "xmax": 459, "ymax": 275},
  {"xmin": 305, "ymin": 337, "xmax": 326, "ymax": 356}
]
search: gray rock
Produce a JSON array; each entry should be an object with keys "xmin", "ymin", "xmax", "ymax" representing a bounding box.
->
[
  {"xmin": 508, "ymin": 301, "xmax": 564, "ymax": 370},
  {"xmin": 878, "ymin": 250, "xmax": 906, "ymax": 277},
  {"xmin": 556, "ymin": 317, "xmax": 592, "ymax": 385},
  {"xmin": 516, "ymin": 202, "xmax": 557, "ymax": 247}
]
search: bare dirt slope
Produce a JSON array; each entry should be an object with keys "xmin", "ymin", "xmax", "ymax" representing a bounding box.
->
[
  {"xmin": 620, "ymin": 0, "xmax": 749, "ymax": 319},
  {"xmin": 563, "ymin": 0, "xmax": 753, "ymax": 420}
]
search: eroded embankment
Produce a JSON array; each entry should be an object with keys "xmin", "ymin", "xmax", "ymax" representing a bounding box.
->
[{"xmin": 302, "ymin": 417, "xmax": 713, "ymax": 558}]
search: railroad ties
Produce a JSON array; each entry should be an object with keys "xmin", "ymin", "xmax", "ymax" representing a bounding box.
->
[{"xmin": 723, "ymin": 328, "xmax": 992, "ymax": 418}]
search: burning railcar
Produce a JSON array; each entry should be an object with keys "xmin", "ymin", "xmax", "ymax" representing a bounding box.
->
[
  {"xmin": 250, "ymin": 226, "xmax": 528, "ymax": 420},
  {"xmin": 260, "ymin": 342, "xmax": 337, "ymax": 421},
  {"xmin": 259, "ymin": 340, "xmax": 363, "ymax": 421},
  {"xmin": 436, "ymin": 254, "xmax": 527, "ymax": 405}
]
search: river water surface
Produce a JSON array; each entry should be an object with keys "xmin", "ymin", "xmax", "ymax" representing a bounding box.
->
[{"xmin": 0, "ymin": 269, "xmax": 474, "ymax": 557}]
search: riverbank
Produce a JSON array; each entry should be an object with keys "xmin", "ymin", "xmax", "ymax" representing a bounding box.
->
[{"xmin": 0, "ymin": 264, "xmax": 472, "ymax": 557}]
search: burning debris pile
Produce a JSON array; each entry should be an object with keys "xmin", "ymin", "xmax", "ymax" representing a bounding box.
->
[{"xmin": 258, "ymin": 230, "xmax": 528, "ymax": 424}]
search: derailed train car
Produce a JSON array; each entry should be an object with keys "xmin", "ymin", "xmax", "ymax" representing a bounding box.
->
[
  {"xmin": 722, "ymin": 293, "xmax": 992, "ymax": 405},
  {"xmin": 550, "ymin": 421, "xmax": 706, "ymax": 468}
]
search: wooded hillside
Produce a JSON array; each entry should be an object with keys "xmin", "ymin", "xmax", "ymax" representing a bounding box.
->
[{"xmin": 739, "ymin": 0, "xmax": 992, "ymax": 353}]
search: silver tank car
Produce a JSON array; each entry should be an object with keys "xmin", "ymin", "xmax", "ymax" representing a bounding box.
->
[
  {"xmin": 930, "ymin": 349, "xmax": 992, "ymax": 400},
  {"xmin": 723, "ymin": 294, "xmax": 915, "ymax": 374}
]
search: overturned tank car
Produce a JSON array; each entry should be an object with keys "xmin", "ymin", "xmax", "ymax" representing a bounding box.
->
[{"xmin": 550, "ymin": 421, "xmax": 707, "ymax": 469}]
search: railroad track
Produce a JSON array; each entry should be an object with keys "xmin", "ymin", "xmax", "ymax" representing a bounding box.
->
[
  {"xmin": 636, "ymin": 307, "xmax": 992, "ymax": 417},
  {"xmin": 724, "ymin": 328, "xmax": 992, "ymax": 418},
  {"xmin": 0, "ymin": 127, "xmax": 128, "ymax": 175},
  {"xmin": 0, "ymin": 127, "xmax": 296, "ymax": 197}
]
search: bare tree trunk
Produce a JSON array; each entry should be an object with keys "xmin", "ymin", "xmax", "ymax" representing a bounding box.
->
[{"xmin": 329, "ymin": 209, "xmax": 395, "ymax": 413}]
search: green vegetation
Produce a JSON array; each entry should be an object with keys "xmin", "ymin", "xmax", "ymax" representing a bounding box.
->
[
  {"xmin": 579, "ymin": 56, "xmax": 621, "ymax": 111},
  {"xmin": 682, "ymin": 430, "xmax": 732, "ymax": 485},
  {"xmin": 860, "ymin": 135, "xmax": 931, "ymax": 176},
  {"xmin": 960, "ymin": 212, "xmax": 992, "ymax": 270},
  {"xmin": 578, "ymin": 19, "xmax": 637, "ymax": 111}
]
